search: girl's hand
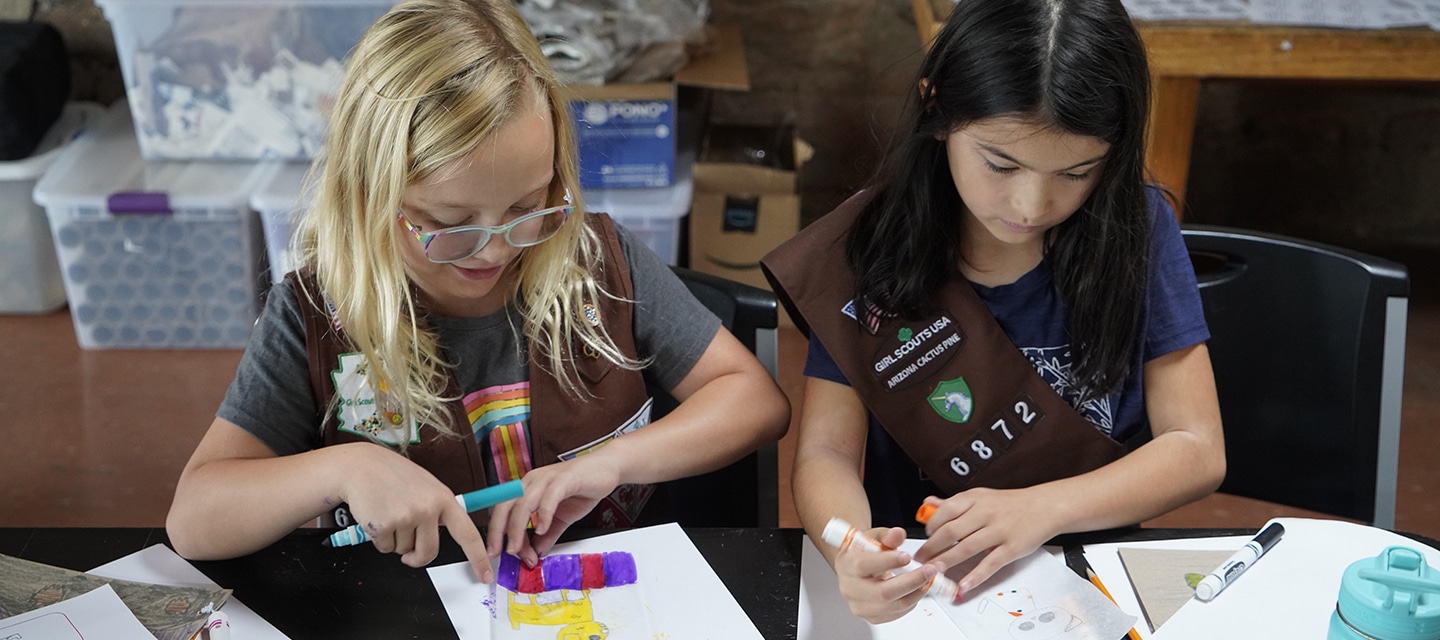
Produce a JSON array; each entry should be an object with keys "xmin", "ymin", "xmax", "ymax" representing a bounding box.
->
[
  {"xmin": 833, "ymin": 526, "xmax": 938, "ymax": 624},
  {"xmin": 339, "ymin": 444, "xmax": 492, "ymax": 582},
  {"xmin": 485, "ymin": 452, "xmax": 621, "ymax": 567},
  {"xmin": 911, "ymin": 487, "xmax": 1059, "ymax": 594}
]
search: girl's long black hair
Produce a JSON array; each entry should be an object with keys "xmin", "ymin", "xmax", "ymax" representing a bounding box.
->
[{"xmin": 848, "ymin": 0, "xmax": 1152, "ymax": 400}]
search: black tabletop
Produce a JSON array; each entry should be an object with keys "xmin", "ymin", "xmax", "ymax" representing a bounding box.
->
[
  {"xmin": 0, "ymin": 527, "xmax": 805, "ymax": 640},
  {"xmin": 4, "ymin": 526, "xmax": 1437, "ymax": 639}
]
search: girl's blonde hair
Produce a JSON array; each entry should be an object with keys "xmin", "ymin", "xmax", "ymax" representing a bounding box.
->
[{"xmin": 294, "ymin": 0, "xmax": 641, "ymax": 441}]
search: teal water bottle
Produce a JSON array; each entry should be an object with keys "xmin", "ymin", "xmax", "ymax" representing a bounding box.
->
[{"xmin": 1329, "ymin": 546, "xmax": 1440, "ymax": 640}]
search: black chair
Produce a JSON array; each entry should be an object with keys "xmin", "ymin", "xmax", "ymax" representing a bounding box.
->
[
  {"xmin": 1183, "ymin": 225, "xmax": 1409, "ymax": 528},
  {"xmin": 650, "ymin": 266, "xmax": 781, "ymax": 527}
]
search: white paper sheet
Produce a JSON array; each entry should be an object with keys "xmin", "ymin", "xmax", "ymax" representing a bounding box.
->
[
  {"xmin": 89, "ymin": 544, "xmax": 290, "ymax": 640},
  {"xmin": 0, "ymin": 584, "xmax": 154, "ymax": 640},
  {"xmin": 1084, "ymin": 533, "xmax": 1250, "ymax": 640},
  {"xmin": 798, "ymin": 536, "xmax": 1131, "ymax": 640},
  {"xmin": 1084, "ymin": 518, "xmax": 1440, "ymax": 639},
  {"xmin": 426, "ymin": 522, "xmax": 762, "ymax": 640}
]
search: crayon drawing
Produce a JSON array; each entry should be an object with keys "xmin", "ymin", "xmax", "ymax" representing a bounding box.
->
[
  {"xmin": 491, "ymin": 551, "xmax": 650, "ymax": 639},
  {"xmin": 938, "ymin": 551, "xmax": 1138, "ymax": 640}
]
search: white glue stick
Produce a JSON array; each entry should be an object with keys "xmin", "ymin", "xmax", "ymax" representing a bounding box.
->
[{"xmin": 821, "ymin": 517, "xmax": 964, "ymax": 604}]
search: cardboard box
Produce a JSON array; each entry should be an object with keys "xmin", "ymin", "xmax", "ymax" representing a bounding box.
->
[
  {"xmin": 689, "ymin": 124, "xmax": 810, "ymax": 325},
  {"xmin": 568, "ymin": 25, "xmax": 749, "ymax": 189}
]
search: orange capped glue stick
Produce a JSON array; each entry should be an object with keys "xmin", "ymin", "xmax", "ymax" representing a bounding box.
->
[
  {"xmin": 915, "ymin": 503, "xmax": 937, "ymax": 524},
  {"xmin": 821, "ymin": 517, "xmax": 964, "ymax": 604}
]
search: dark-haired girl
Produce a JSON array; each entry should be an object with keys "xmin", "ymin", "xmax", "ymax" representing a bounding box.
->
[{"xmin": 763, "ymin": 0, "xmax": 1223, "ymax": 623}]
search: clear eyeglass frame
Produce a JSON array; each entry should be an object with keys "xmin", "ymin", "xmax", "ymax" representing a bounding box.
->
[{"xmin": 397, "ymin": 188, "xmax": 574, "ymax": 264}]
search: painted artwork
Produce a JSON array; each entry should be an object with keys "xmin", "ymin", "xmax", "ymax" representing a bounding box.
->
[
  {"xmin": 490, "ymin": 552, "xmax": 646, "ymax": 639},
  {"xmin": 429, "ymin": 523, "xmax": 764, "ymax": 640}
]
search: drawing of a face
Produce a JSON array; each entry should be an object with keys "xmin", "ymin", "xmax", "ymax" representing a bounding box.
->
[
  {"xmin": 977, "ymin": 587, "xmax": 1082, "ymax": 640},
  {"xmin": 1009, "ymin": 606, "xmax": 1081, "ymax": 639}
]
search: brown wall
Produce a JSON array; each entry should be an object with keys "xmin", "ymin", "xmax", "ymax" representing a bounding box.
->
[{"xmin": 23, "ymin": 0, "xmax": 1440, "ymax": 249}]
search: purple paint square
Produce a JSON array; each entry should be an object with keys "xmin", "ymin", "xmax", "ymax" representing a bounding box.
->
[
  {"xmin": 543, "ymin": 554, "xmax": 583, "ymax": 591},
  {"xmin": 497, "ymin": 552, "xmax": 521, "ymax": 590},
  {"xmin": 602, "ymin": 552, "xmax": 637, "ymax": 586}
]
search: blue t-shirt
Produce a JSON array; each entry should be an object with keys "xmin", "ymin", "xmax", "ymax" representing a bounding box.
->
[{"xmin": 803, "ymin": 189, "xmax": 1209, "ymax": 526}]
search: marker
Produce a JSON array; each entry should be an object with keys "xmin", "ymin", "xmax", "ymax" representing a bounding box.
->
[
  {"xmin": 1194, "ymin": 521, "xmax": 1285, "ymax": 601},
  {"xmin": 821, "ymin": 517, "xmax": 964, "ymax": 604},
  {"xmin": 322, "ymin": 480, "xmax": 524, "ymax": 548}
]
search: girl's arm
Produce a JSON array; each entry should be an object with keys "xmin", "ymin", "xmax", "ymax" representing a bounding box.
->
[
  {"xmin": 793, "ymin": 377, "xmax": 941, "ymax": 623},
  {"xmin": 915, "ymin": 342, "xmax": 1226, "ymax": 592},
  {"xmin": 488, "ymin": 326, "xmax": 790, "ymax": 559},
  {"xmin": 166, "ymin": 417, "xmax": 493, "ymax": 581}
]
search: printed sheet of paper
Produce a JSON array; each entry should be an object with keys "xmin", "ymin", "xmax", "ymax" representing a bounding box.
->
[
  {"xmin": 427, "ymin": 522, "xmax": 762, "ymax": 640},
  {"xmin": 1114, "ymin": 548, "xmax": 1234, "ymax": 632},
  {"xmin": 89, "ymin": 544, "xmax": 291, "ymax": 640},
  {"xmin": 0, "ymin": 553, "xmax": 229, "ymax": 640},
  {"xmin": 1085, "ymin": 518, "xmax": 1440, "ymax": 639},
  {"xmin": 0, "ymin": 584, "xmax": 155, "ymax": 640},
  {"xmin": 797, "ymin": 536, "xmax": 1136, "ymax": 640}
]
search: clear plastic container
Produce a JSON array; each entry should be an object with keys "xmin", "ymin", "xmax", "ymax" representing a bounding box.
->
[
  {"xmin": 583, "ymin": 150, "xmax": 693, "ymax": 265},
  {"xmin": 94, "ymin": 0, "xmax": 396, "ymax": 160},
  {"xmin": 32, "ymin": 101, "xmax": 277, "ymax": 349},
  {"xmin": 250, "ymin": 161, "xmax": 311, "ymax": 284},
  {"xmin": 0, "ymin": 102, "xmax": 106, "ymax": 313}
]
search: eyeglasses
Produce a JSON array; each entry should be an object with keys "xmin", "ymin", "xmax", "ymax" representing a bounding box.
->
[{"xmin": 398, "ymin": 189, "xmax": 574, "ymax": 263}]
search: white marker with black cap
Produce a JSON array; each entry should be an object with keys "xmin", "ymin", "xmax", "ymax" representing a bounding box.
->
[{"xmin": 1195, "ymin": 521, "xmax": 1286, "ymax": 601}]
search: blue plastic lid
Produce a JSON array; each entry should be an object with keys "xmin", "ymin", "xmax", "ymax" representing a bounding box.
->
[{"xmin": 1336, "ymin": 546, "xmax": 1440, "ymax": 640}]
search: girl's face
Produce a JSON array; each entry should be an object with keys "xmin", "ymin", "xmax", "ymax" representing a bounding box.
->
[
  {"xmin": 396, "ymin": 96, "xmax": 557, "ymax": 317},
  {"xmin": 945, "ymin": 117, "xmax": 1110, "ymax": 251}
]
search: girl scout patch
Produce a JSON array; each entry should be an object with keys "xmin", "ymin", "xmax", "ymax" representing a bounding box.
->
[
  {"xmin": 331, "ymin": 352, "xmax": 420, "ymax": 445},
  {"xmin": 928, "ymin": 377, "xmax": 974, "ymax": 423},
  {"xmin": 868, "ymin": 313, "xmax": 965, "ymax": 391},
  {"xmin": 581, "ymin": 302, "xmax": 600, "ymax": 327}
]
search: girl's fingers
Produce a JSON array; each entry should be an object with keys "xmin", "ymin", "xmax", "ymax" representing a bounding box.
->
[
  {"xmin": 485, "ymin": 501, "xmax": 514, "ymax": 558},
  {"xmin": 402, "ymin": 520, "xmax": 441, "ymax": 568},
  {"xmin": 367, "ymin": 521, "xmax": 395, "ymax": 554}
]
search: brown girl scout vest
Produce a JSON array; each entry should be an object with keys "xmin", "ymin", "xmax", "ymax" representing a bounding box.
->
[
  {"xmin": 294, "ymin": 213, "xmax": 653, "ymax": 528},
  {"xmin": 760, "ymin": 197, "xmax": 1124, "ymax": 496}
]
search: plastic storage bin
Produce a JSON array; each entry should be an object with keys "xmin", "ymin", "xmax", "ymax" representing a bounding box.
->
[
  {"xmin": 32, "ymin": 101, "xmax": 275, "ymax": 349},
  {"xmin": 583, "ymin": 151, "xmax": 693, "ymax": 265},
  {"xmin": 94, "ymin": 0, "xmax": 396, "ymax": 160},
  {"xmin": 0, "ymin": 102, "xmax": 105, "ymax": 313},
  {"xmin": 250, "ymin": 161, "xmax": 311, "ymax": 284}
]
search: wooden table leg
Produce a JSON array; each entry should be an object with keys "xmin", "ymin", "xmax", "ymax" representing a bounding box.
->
[{"xmin": 1147, "ymin": 74, "xmax": 1201, "ymax": 219}]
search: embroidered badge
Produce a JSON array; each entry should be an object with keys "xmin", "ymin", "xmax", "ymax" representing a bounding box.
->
[
  {"xmin": 332, "ymin": 353, "xmax": 421, "ymax": 445},
  {"xmin": 581, "ymin": 302, "xmax": 600, "ymax": 327},
  {"xmin": 928, "ymin": 377, "xmax": 974, "ymax": 424},
  {"xmin": 870, "ymin": 313, "xmax": 965, "ymax": 391}
]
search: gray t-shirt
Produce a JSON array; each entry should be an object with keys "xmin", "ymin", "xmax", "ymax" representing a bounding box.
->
[{"xmin": 218, "ymin": 223, "xmax": 721, "ymax": 464}]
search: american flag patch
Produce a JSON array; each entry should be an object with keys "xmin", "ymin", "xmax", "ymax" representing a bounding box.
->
[
  {"xmin": 323, "ymin": 292, "xmax": 343, "ymax": 331},
  {"xmin": 844, "ymin": 298, "xmax": 889, "ymax": 335}
]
